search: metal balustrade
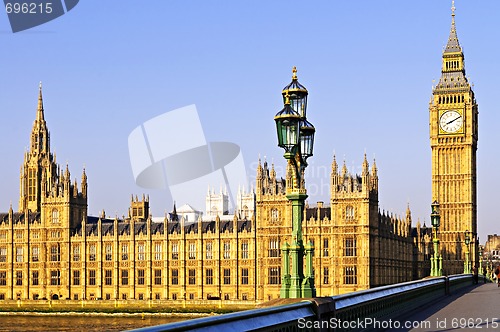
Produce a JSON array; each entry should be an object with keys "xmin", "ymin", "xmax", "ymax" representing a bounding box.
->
[
  {"xmin": 129, "ymin": 274, "xmax": 475, "ymax": 332},
  {"xmin": 332, "ymin": 277, "xmax": 447, "ymax": 326},
  {"xmin": 448, "ymin": 273, "xmax": 473, "ymax": 293},
  {"xmin": 130, "ymin": 301, "xmax": 316, "ymax": 332}
]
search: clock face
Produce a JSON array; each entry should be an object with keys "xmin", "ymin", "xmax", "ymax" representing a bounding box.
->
[{"xmin": 440, "ymin": 110, "xmax": 463, "ymax": 133}]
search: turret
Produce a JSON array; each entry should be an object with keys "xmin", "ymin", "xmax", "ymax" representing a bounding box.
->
[
  {"xmin": 361, "ymin": 153, "xmax": 370, "ymax": 192},
  {"xmin": 330, "ymin": 155, "xmax": 339, "ymax": 190},
  {"xmin": 171, "ymin": 201, "xmax": 178, "ymax": 221},
  {"xmin": 129, "ymin": 194, "xmax": 149, "ymax": 219},
  {"xmin": 73, "ymin": 178, "xmax": 78, "ymax": 197},
  {"xmin": 263, "ymin": 160, "xmax": 269, "ymax": 190},
  {"xmin": 406, "ymin": 203, "xmax": 412, "ymax": 221},
  {"xmin": 64, "ymin": 164, "xmax": 70, "ymax": 182},
  {"xmin": 81, "ymin": 167, "xmax": 87, "ymax": 198},
  {"xmin": 341, "ymin": 160, "xmax": 347, "ymax": 178},
  {"xmin": 41, "ymin": 167, "xmax": 47, "ymax": 194},
  {"xmin": 331, "ymin": 154, "xmax": 338, "ymax": 174},
  {"xmin": 256, "ymin": 157, "xmax": 263, "ymax": 195},
  {"xmin": 362, "ymin": 153, "xmax": 369, "ymax": 176},
  {"xmin": 371, "ymin": 158, "xmax": 378, "ymax": 190}
]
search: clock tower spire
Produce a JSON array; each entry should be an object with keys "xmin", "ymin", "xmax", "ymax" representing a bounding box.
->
[{"xmin": 429, "ymin": 1, "xmax": 478, "ymax": 275}]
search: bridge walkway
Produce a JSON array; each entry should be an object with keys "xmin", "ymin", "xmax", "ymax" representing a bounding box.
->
[{"xmin": 389, "ymin": 282, "xmax": 500, "ymax": 331}]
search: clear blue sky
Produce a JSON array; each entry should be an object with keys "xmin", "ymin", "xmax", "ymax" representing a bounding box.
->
[{"xmin": 0, "ymin": 1, "xmax": 498, "ymax": 243}]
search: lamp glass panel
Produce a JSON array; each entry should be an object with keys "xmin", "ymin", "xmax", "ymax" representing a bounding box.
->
[
  {"xmin": 285, "ymin": 121, "xmax": 299, "ymax": 150},
  {"xmin": 300, "ymin": 130, "xmax": 314, "ymax": 158}
]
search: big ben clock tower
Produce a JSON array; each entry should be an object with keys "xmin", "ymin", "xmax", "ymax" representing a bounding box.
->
[{"xmin": 430, "ymin": 1, "xmax": 478, "ymax": 275}]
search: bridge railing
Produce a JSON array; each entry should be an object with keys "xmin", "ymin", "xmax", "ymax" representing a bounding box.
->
[
  {"xmin": 330, "ymin": 276, "xmax": 447, "ymax": 325},
  {"xmin": 130, "ymin": 301, "xmax": 317, "ymax": 332},
  {"xmin": 447, "ymin": 273, "xmax": 474, "ymax": 293},
  {"xmin": 129, "ymin": 274, "xmax": 475, "ymax": 332}
]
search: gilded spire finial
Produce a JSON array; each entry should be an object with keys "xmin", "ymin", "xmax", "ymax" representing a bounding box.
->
[
  {"xmin": 451, "ymin": 0, "xmax": 456, "ymax": 29},
  {"xmin": 292, "ymin": 66, "xmax": 297, "ymax": 80}
]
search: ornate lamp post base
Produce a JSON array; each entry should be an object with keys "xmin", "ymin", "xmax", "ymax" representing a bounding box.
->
[
  {"xmin": 288, "ymin": 242, "xmax": 303, "ymax": 298},
  {"xmin": 302, "ymin": 241, "xmax": 316, "ymax": 297},
  {"xmin": 431, "ymin": 237, "xmax": 442, "ymax": 277},
  {"xmin": 287, "ymin": 191, "xmax": 309, "ymax": 299},
  {"xmin": 280, "ymin": 242, "xmax": 291, "ymax": 298}
]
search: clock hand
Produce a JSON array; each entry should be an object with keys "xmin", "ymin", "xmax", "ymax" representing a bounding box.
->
[{"xmin": 446, "ymin": 117, "xmax": 461, "ymax": 125}]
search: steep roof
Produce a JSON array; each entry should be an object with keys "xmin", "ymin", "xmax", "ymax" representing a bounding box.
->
[{"xmin": 444, "ymin": 4, "xmax": 461, "ymax": 54}]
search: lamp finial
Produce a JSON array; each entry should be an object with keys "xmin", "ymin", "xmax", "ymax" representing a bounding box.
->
[{"xmin": 284, "ymin": 92, "xmax": 290, "ymax": 105}]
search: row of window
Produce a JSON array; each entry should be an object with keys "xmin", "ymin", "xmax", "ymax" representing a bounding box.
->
[
  {"xmin": 1, "ymin": 230, "xmax": 61, "ymax": 241},
  {"xmin": 0, "ymin": 270, "xmax": 60, "ymax": 286},
  {"xmin": 268, "ymin": 238, "xmax": 357, "ymax": 258},
  {"xmin": 270, "ymin": 206, "xmax": 357, "ymax": 222},
  {"xmin": 0, "ymin": 267, "xmax": 358, "ymax": 286},
  {"xmin": 0, "ymin": 269, "xmax": 251, "ymax": 286},
  {"xmin": 173, "ymin": 268, "xmax": 251, "ymax": 285},
  {"xmin": 0, "ymin": 290, "xmax": 250, "ymax": 301},
  {"xmin": 71, "ymin": 292, "xmax": 246, "ymax": 301},
  {"xmin": 0, "ymin": 238, "xmax": 358, "ymax": 263},
  {"xmin": 173, "ymin": 241, "xmax": 251, "ymax": 260},
  {"xmin": 0, "ymin": 246, "xmax": 60, "ymax": 263},
  {"xmin": 320, "ymin": 267, "xmax": 356, "ymax": 284}
]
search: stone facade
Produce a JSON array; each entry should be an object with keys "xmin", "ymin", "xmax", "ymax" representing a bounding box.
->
[
  {"xmin": 485, "ymin": 235, "xmax": 500, "ymax": 258},
  {"xmin": 0, "ymin": 86, "xmax": 428, "ymax": 301}
]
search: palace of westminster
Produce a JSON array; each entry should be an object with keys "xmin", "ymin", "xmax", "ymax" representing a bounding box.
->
[{"xmin": 0, "ymin": 6, "xmax": 479, "ymax": 302}]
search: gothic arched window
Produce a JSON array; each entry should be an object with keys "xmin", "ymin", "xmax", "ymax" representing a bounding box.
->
[
  {"xmin": 268, "ymin": 238, "xmax": 279, "ymax": 257},
  {"xmin": 28, "ymin": 168, "xmax": 36, "ymax": 201},
  {"xmin": 270, "ymin": 208, "xmax": 279, "ymax": 224},
  {"xmin": 242, "ymin": 205, "xmax": 248, "ymax": 219},
  {"xmin": 346, "ymin": 206, "xmax": 354, "ymax": 220},
  {"xmin": 52, "ymin": 209, "xmax": 59, "ymax": 224}
]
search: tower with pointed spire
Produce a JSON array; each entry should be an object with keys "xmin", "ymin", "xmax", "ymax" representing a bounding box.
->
[
  {"xmin": 4, "ymin": 84, "xmax": 89, "ymax": 300},
  {"xmin": 19, "ymin": 82, "xmax": 52, "ymax": 213},
  {"xmin": 429, "ymin": 1, "xmax": 478, "ymax": 274},
  {"xmin": 19, "ymin": 84, "xmax": 87, "ymax": 227}
]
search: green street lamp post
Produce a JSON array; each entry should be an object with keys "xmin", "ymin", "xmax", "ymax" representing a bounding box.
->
[
  {"xmin": 275, "ymin": 67, "xmax": 316, "ymax": 299},
  {"xmin": 430, "ymin": 201, "xmax": 442, "ymax": 277},
  {"xmin": 464, "ymin": 230, "xmax": 471, "ymax": 274}
]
